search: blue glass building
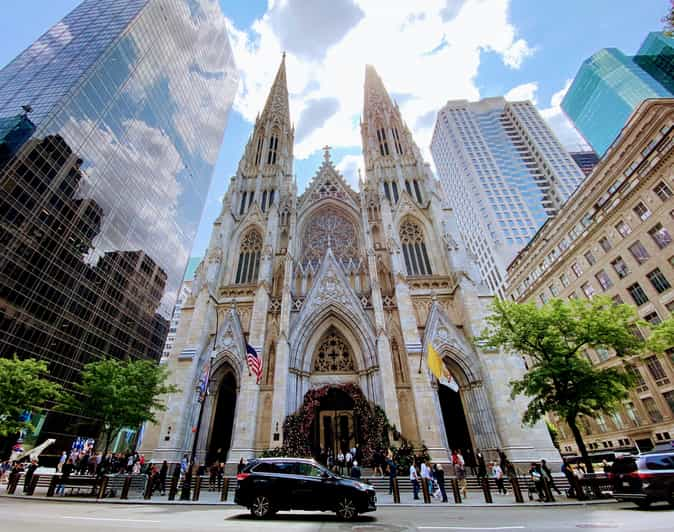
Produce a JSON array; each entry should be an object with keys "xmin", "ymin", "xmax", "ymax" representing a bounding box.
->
[
  {"xmin": 0, "ymin": 0, "xmax": 237, "ymax": 449},
  {"xmin": 562, "ymin": 32, "xmax": 674, "ymax": 156}
]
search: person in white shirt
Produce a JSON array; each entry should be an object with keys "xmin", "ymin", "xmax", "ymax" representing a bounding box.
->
[
  {"xmin": 491, "ymin": 462, "xmax": 507, "ymax": 494},
  {"xmin": 409, "ymin": 462, "xmax": 420, "ymax": 500},
  {"xmin": 420, "ymin": 460, "xmax": 433, "ymax": 496}
]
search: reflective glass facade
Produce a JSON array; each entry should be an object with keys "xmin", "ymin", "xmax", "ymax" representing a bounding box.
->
[
  {"xmin": 0, "ymin": 0, "xmax": 237, "ymax": 446},
  {"xmin": 562, "ymin": 34, "xmax": 674, "ymax": 156},
  {"xmin": 431, "ymin": 97, "xmax": 585, "ymax": 297}
]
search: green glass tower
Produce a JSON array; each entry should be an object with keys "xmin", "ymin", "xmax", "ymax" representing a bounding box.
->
[{"xmin": 562, "ymin": 32, "xmax": 674, "ymax": 156}]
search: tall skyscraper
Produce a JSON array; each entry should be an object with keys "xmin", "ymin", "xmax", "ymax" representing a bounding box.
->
[
  {"xmin": 569, "ymin": 150, "xmax": 600, "ymax": 177},
  {"xmin": 430, "ymin": 97, "xmax": 586, "ymax": 297},
  {"xmin": 0, "ymin": 0, "xmax": 237, "ymax": 449},
  {"xmin": 562, "ymin": 32, "xmax": 674, "ymax": 156}
]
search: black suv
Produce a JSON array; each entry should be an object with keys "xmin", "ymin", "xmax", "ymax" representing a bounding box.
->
[
  {"xmin": 611, "ymin": 450, "xmax": 674, "ymax": 508},
  {"xmin": 234, "ymin": 457, "xmax": 376, "ymax": 519}
]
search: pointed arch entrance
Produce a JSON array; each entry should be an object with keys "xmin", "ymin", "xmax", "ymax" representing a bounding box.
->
[
  {"xmin": 313, "ymin": 386, "xmax": 357, "ymax": 457},
  {"xmin": 437, "ymin": 357, "xmax": 472, "ymax": 453},
  {"xmin": 207, "ymin": 367, "xmax": 237, "ymax": 464}
]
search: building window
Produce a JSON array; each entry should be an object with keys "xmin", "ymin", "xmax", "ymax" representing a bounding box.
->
[
  {"xmin": 549, "ymin": 283, "xmax": 559, "ymax": 297},
  {"xmin": 391, "ymin": 181, "xmax": 399, "ymax": 203},
  {"xmin": 239, "ymin": 191, "xmax": 247, "ymax": 215},
  {"xmin": 571, "ymin": 262, "xmax": 583, "ymax": 278},
  {"xmin": 616, "ymin": 220, "xmax": 632, "ymax": 238},
  {"xmin": 649, "ymin": 223, "xmax": 672, "ymax": 249},
  {"xmin": 599, "ymin": 236, "xmax": 612, "ymax": 252},
  {"xmin": 377, "ymin": 128, "xmax": 390, "ymax": 156},
  {"xmin": 581, "ymin": 282, "xmax": 596, "ymax": 298},
  {"xmin": 569, "ymin": 292, "xmax": 578, "ymax": 300},
  {"xmin": 654, "ymin": 181, "xmax": 673, "ymax": 201},
  {"xmin": 584, "ymin": 250, "xmax": 597, "ymax": 266},
  {"xmin": 413, "ymin": 180, "xmax": 423, "ymax": 203},
  {"xmin": 644, "ymin": 311, "xmax": 662, "ymax": 325},
  {"xmin": 628, "ymin": 241, "xmax": 650, "ymax": 264},
  {"xmin": 626, "ymin": 363, "xmax": 647, "ymax": 389},
  {"xmin": 597, "ymin": 415, "xmax": 608, "ymax": 433},
  {"xmin": 612, "ymin": 294, "xmax": 624, "ymax": 305},
  {"xmin": 624, "ymin": 401, "xmax": 640, "ymax": 426},
  {"xmin": 645, "ymin": 355, "xmax": 667, "ymax": 381},
  {"xmin": 595, "ymin": 270, "xmax": 613, "ymax": 291},
  {"xmin": 383, "ymin": 181, "xmax": 391, "ymax": 201},
  {"xmin": 235, "ymin": 230, "xmax": 263, "ymax": 284},
  {"xmin": 627, "ymin": 282, "xmax": 649, "ymax": 306},
  {"xmin": 642, "ymin": 397, "xmax": 663, "ymax": 423},
  {"xmin": 647, "ymin": 268, "xmax": 671, "ymax": 293},
  {"xmin": 391, "ymin": 127, "xmax": 403, "ymax": 155},
  {"xmin": 633, "ymin": 202, "xmax": 652, "ymax": 221},
  {"xmin": 261, "ymin": 190, "xmax": 268, "ymax": 212},
  {"xmin": 560, "ymin": 273, "xmax": 570, "ymax": 287},
  {"xmin": 597, "ymin": 347, "xmax": 610, "ymax": 362},
  {"xmin": 539, "ymin": 292, "xmax": 548, "ymax": 305},
  {"xmin": 611, "ymin": 256, "xmax": 630, "ymax": 278},
  {"xmin": 399, "ymin": 220, "xmax": 432, "ymax": 276},
  {"xmin": 663, "ymin": 390, "xmax": 674, "ymax": 415},
  {"xmin": 266, "ymin": 133, "xmax": 279, "ymax": 165}
]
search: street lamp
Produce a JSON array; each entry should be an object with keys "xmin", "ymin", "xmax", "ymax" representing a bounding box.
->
[{"xmin": 190, "ymin": 291, "xmax": 220, "ymax": 464}]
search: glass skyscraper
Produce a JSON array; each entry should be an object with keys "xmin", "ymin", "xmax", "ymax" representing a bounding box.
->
[
  {"xmin": 562, "ymin": 32, "xmax": 674, "ymax": 156},
  {"xmin": 431, "ymin": 97, "xmax": 586, "ymax": 297},
  {"xmin": 0, "ymin": 0, "xmax": 237, "ymax": 449}
]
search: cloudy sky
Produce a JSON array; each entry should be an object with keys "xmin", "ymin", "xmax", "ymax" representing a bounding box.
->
[{"xmin": 0, "ymin": 0, "xmax": 667, "ymax": 261}]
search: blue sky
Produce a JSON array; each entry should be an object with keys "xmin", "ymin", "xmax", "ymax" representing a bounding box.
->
[{"xmin": 0, "ymin": 1, "xmax": 667, "ymax": 261}]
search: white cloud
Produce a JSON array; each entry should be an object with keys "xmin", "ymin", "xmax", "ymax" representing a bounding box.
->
[
  {"xmin": 505, "ymin": 82, "xmax": 538, "ymax": 104},
  {"xmin": 540, "ymin": 79, "xmax": 590, "ymax": 150},
  {"xmin": 226, "ymin": 0, "xmax": 534, "ymax": 170},
  {"xmin": 336, "ymin": 154, "xmax": 364, "ymax": 190}
]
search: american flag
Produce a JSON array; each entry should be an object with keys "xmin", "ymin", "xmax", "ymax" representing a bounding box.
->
[{"xmin": 246, "ymin": 343, "xmax": 262, "ymax": 384}]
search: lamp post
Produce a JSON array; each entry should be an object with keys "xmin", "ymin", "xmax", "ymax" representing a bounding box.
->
[{"xmin": 190, "ymin": 292, "xmax": 220, "ymax": 464}]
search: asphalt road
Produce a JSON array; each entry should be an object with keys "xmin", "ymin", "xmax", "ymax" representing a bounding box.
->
[{"xmin": 0, "ymin": 499, "xmax": 672, "ymax": 531}]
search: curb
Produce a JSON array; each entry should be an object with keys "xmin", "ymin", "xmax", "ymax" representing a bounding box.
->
[{"xmin": 1, "ymin": 494, "xmax": 618, "ymax": 508}]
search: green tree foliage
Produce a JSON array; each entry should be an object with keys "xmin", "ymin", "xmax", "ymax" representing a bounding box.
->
[
  {"xmin": 59, "ymin": 358, "xmax": 179, "ymax": 454},
  {"xmin": 480, "ymin": 296, "xmax": 641, "ymax": 472},
  {"xmin": 646, "ymin": 315, "xmax": 674, "ymax": 353},
  {"xmin": 663, "ymin": 1, "xmax": 674, "ymax": 35},
  {"xmin": 0, "ymin": 355, "xmax": 62, "ymax": 437}
]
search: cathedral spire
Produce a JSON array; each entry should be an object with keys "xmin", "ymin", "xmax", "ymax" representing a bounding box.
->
[
  {"xmin": 363, "ymin": 64, "xmax": 393, "ymax": 115},
  {"xmin": 260, "ymin": 52, "xmax": 290, "ymax": 127}
]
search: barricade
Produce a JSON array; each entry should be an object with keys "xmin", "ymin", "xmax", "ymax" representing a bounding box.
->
[
  {"xmin": 120, "ymin": 476, "xmax": 133, "ymax": 500},
  {"xmin": 450, "ymin": 477, "xmax": 462, "ymax": 503},
  {"xmin": 481, "ymin": 477, "xmax": 493, "ymax": 503},
  {"xmin": 392, "ymin": 476, "xmax": 400, "ymax": 504},
  {"xmin": 192, "ymin": 476, "xmax": 202, "ymax": 501},
  {"xmin": 420, "ymin": 477, "xmax": 431, "ymax": 504},
  {"xmin": 509, "ymin": 475, "xmax": 524, "ymax": 503},
  {"xmin": 97, "ymin": 476, "xmax": 109, "ymax": 499},
  {"xmin": 168, "ymin": 474, "xmax": 179, "ymax": 501},
  {"xmin": 220, "ymin": 478, "xmax": 229, "ymax": 502}
]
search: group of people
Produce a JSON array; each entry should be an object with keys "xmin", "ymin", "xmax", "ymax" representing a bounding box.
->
[
  {"xmin": 409, "ymin": 458, "xmax": 450, "ymax": 502},
  {"xmin": 318, "ymin": 445, "xmax": 362, "ymax": 476}
]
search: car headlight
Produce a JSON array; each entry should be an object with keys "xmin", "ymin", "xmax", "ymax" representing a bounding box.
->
[{"xmin": 354, "ymin": 482, "xmax": 368, "ymax": 491}]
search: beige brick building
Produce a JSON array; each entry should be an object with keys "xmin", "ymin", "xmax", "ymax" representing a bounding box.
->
[
  {"xmin": 506, "ymin": 99, "xmax": 674, "ymax": 456},
  {"xmin": 139, "ymin": 57, "xmax": 559, "ymax": 468}
]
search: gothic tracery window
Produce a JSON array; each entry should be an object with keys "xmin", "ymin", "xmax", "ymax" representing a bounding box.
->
[
  {"xmin": 267, "ymin": 131, "xmax": 279, "ymax": 165},
  {"xmin": 235, "ymin": 229, "xmax": 262, "ymax": 284},
  {"xmin": 301, "ymin": 208, "xmax": 359, "ymax": 263},
  {"xmin": 392, "ymin": 127, "xmax": 403, "ymax": 155},
  {"xmin": 254, "ymin": 132, "xmax": 264, "ymax": 166},
  {"xmin": 376, "ymin": 127, "xmax": 390, "ymax": 156},
  {"xmin": 399, "ymin": 220, "xmax": 432, "ymax": 276},
  {"xmin": 313, "ymin": 327, "xmax": 355, "ymax": 372}
]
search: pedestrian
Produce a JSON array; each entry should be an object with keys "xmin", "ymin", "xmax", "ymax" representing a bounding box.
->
[
  {"xmin": 209, "ymin": 461, "xmax": 218, "ymax": 491},
  {"xmin": 57, "ymin": 451, "xmax": 67, "ymax": 473},
  {"xmin": 56, "ymin": 458, "xmax": 74, "ymax": 495},
  {"xmin": 23, "ymin": 459, "xmax": 38, "ymax": 493},
  {"xmin": 350, "ymin": 460, "xmax": 361, "ymax": 479},
  {"xmin": 491, "ymin": 461, "xmax": 507, "ymax": 495},
  {"xmin": 561, "ymin": 459, "xmax": 575, "ymax": 497},
  {"xmin": 386, "ymin": 454, "xmax": 397, "ymax": 495},
  {"xmin": 159, "ymin": 460, "xmax": 168, "ymax": 495},
  {"xmin": 476, "ymin": 448, "xmax": 487, "ymax": 479},
  {"xmin": 456, "ymin": 458, "xmax": 467, "ymax": 499},
  {"xmin": 464, "ymin": 449, "xmax": 477, "ymax": 476},
  {"xmin": 345, "ymin": 449, "xmax": 353, "ymax": 471},
  {"xmin": 541, "ymin": 459, "xmax": 561, "ymax": 495},
  {"xmin": 373, "ymin": 449, "xmax": 384, "ymax": 477},
  {"xmin": 180, "ymin": 454, "xmax": 189, "ymax": 474},
  {"xmin": 217, "ymin": 462, "xmax": 225, "ymax": 491},
  {"xmin": 409, "ymin": 460, "xmax": 420, "ymax": 500},
  {"xmin": 434, "ymin": 463, "xmax": 448, "ymax": 502},
  {"xmin": 528, "ymin": 462, "xmax": 544, "ymax": 501},
  {"xmin": 420, "ymin": 459, "xmax": 433, "ymax": 497},
  {"xmin": 337, "ymin": 451, "xmax": 345, "ymax": 475}
]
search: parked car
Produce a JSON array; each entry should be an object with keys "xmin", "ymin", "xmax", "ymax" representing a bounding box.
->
[
  {"xmin": 234, "ymin": 457, "xmax": 376, "ymax": 519},
  {"xmin": 610, "ymin": 450, "xmax": 674, "ymax": 508}
]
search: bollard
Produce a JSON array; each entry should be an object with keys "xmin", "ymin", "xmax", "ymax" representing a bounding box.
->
[
  {"xmin": 47, "ymin": 475, "xmax": 58, "ymax": 497},
  {"xmin": 573, "ymin": 476, "xmax": 585, "ymax": 501},
  {"xmin": 420, "ymin": 477, "xmax": 431, "ymax": 504},
  {"xmin": 542, "ymin": 477, "xmax": 555, "ymax": 502},
  {"xmin": 392, "ymin": 476, "xmax": 401, "ymax": 504},
  {"xmin": 192, "ymin": 476, "xmax": 202, "ymax": 501},
  {"xmin": 97, "ymin": 476, "xmax": 109, "ymax": 499},
  {"xmin": 27, "ymin": 474, "xmax": 40, "ymax": 495},
  {"xmin": 168, "ymin": 474, "xmax": 179, "ymax": 501},
  {"xmin": 481, "ymin": 477, "xmax": 493, "ymax": 504},
  {"xmin": 509, "ymin": 476, "xmax": 524, "ymax": 503},
  {"xmin": 144, "ymin": 476, "xmax": 153, "ymax": 500},
  {"xmin": 220, "ymin": 478, "xmax": 229, "ymax": 502},
  {"xmin": 120, "ymin": 475, "xmax": 133, "ymax": 500},
  {"xmin": 450, "ymin": 478, "xmax": 462, "ymax": 504}
]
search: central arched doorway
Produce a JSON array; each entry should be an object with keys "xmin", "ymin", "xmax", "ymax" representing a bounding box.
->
[
  {"xmin": 438, "ymin": 358, "xmax": 473, "ymax": 454},
  {"xmin": 311, "ymin": 387, "xmax": 357, "ymax": 458},
  {"xmin": 207, "ymin": 371, "xmax": 237, "ymax": 464}
]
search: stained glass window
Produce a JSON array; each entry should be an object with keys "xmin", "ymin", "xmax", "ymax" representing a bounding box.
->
[
  {"xmin": 301, "ymin": 208, "xmax": 358, "ymax": 263},
  {"xmin": 399, "ymin": 220, "xmax": 432, "ymax": 276},
  {"xmin": 235, "ymin": 229, "xmax": 262, "ymax": 284},
  {"xmin": 313, "ymin": 327, "xmax": 355, "ymax": 372}
]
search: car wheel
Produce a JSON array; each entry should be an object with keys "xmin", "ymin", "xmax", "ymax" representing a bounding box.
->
[
  {"xmin": 336, "ymin": 496, "xmax": 357, "ymax": 521},
  {"xmin": 251, "ymin": 494, "xmax": 273, "ymax": 518},
  {"xmin": 636, "ymin": 500, "xmax": 651, "ymax": 509}
]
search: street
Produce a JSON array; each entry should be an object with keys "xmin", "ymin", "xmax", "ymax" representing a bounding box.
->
[{"xmin": 0, "ymin": 499, "xmax": 672, "ymax": 531}]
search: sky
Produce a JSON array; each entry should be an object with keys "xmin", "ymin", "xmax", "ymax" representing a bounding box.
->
[{"xmin": 0, "ymin": 0, "xmax": 668, "ymax": 261}]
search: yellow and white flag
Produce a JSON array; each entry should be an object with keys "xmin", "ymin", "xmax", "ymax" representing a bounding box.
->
[{"xmin": 427, "ymin": 343, "xmax": 459, "ymax": 392}]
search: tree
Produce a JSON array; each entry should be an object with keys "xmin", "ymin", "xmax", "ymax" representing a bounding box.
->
[
  {"xmin": 646, "ymin": 315, "xmax": 674, "ymax": 353},
  {"xmin": 0, "ymin": 355, "xmax": 62, "ymax": 438},
  {"xmin": 479, "ymin": 296, "xmax": 641, "ymax": 473},
  {"xmin": 663, "ymin": 1, "xmax": 674, "ymax": 35},
  {"xmin": 59, "ymin": 358, "xmax": 179, "ymax": 455}
]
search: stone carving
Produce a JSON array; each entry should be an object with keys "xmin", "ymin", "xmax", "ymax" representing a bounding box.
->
[{"xmin": 313, "ymin": 327, "xmax": 355, "ymax": 372}]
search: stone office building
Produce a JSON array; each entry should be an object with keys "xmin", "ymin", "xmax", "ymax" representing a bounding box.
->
[
  {"xmin": 141, "ymin": 57, "xmax": 559, "ymax": 468},
  {"xmin": 507, "ymin": 99, "xmax": 674, "ymax": 454}
]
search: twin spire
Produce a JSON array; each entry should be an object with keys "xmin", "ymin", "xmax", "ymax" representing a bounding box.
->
[{"xmin": 259, "ymin": 52, "xmax": 290, "ymax": 127}]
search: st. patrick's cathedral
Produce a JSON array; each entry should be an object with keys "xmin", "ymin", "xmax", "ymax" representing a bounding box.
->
[{"xmin": 140, "ymin": 56, "xmax": 559, "ymax": 468}]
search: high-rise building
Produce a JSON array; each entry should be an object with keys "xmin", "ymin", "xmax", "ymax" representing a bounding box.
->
[
  {"xmin": 161, "ymin": 257, "xmax": 201, "ymax": 361},
  {"xmin": 570, "ymin": 150, "xmax": 600, "ymax": 177},
  {"xmin": 562, "ymin": 32, "xmax": 674, "ymax": 156},
  {"xmin": 0, "ymin": 0, "xmax": 237, "ymax": 450},
  {"xmin": 140, "ymin": 59, "xmax": 558, "ymax": 470},
  {"xmin": 430, "ymin": 97, "xmax": 586, "ymax": 297},
  {"xmin": 506, "ymin": 99, "xmax": 674, "ymax": 456}
]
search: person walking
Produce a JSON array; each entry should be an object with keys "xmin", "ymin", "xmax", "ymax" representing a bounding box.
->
[
  {"xmin": 409, "ymin": 460, "xmax": 420, "ymax": 500},
  {"xmin": 464, "ymin": 449, "xmax": 477, "ymax": 476},
  {"xmin": 476, "ymin": 449, "xmax": 487, "ymax": 479},
  {"xmin": 209, "ymin": 462, "xmax": 218, "ymax": 491},
  {"xmin": 57, "ymin": 451, "xmax": 67, "ymax": 473},
  {"xmin": 491, "ymin": 461, "xmax": 507, "ymax": 495},
  {"xmin": 541, "ymin": 459, "xmax": 561, "ymax": 495},
  {"xmin": 420, "ymin": 459, "xmax": 433, "ymax": 497},
  {"xmin": 373, "ymin": 449, "xmax": 384, "ymax": 477},
  {"xmin": 528, "ymin": 462, "xmax": 544, "ymax": 501},
  {"xmin": 386, "ymin": 454, "xmax": 397, "ymax": 495},
  {"xmin": 456, "ymin": 458, "xmax": 468, "ymax": 499},
  {"xmin": 350, "ymin": 460, "xmax": 361, "ymax": 479},
  {"xmin": 345, "ymin": 449, "xmax": 353, "ymax": 472},
  {"xmin": 237, "ymin": 457, "xmax": 245, "ymax": 474},
  {"xmin": 56, "ymin": 458, "xmax": 74, "ymax": 495},
  {"xmin": 23, "ymin": 459, "xmax": 38, "ymax": 493},
  {"xmin": 337, "ymin": 451, "xmax": 345, "ymax": 476},
  {"xmin": 434, "ymin": 463, "xmax": 448, "ymax": 502}
]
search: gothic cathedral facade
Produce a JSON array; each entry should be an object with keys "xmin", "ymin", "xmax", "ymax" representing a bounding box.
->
[{"xmin": 141, "ymin": 57, "xmax": 559, "ymax": 468}]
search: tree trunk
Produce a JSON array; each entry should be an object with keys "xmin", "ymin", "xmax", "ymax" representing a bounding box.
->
[{"xmin": 566, "ymin": 416, "xmax": 594, "ymax": 474}]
